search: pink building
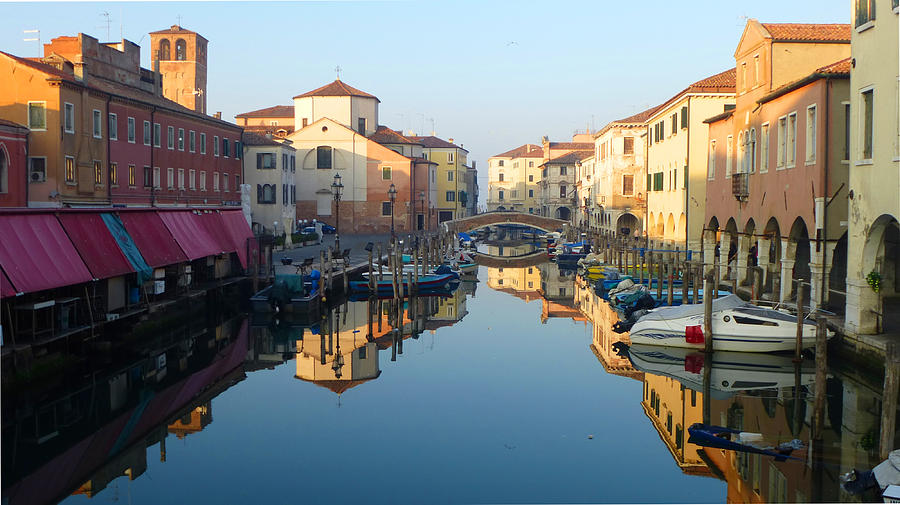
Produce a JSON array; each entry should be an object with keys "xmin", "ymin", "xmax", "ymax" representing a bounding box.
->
[
  {"xmin": 0, "ymin": 119, "xmax": 28, "ymax": 207},
  {"xmin": 704, "ymin": 20, "xmax": 851, "ymax": 309}
]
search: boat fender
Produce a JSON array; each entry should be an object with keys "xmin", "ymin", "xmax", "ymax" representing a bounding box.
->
[{"xmin": 685, "ymin": 325, "xmax": 704, "ymax": 344}]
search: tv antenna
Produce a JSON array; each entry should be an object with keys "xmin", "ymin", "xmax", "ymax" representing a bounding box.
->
[
  {"xmin": 99, "ymin": 11, "xmax": 112, "ymax": 40},
  {"xmin": 23, "ymin": 29, "xmax": 40, "ymax": 53},
  {"xmin": 334, "ymin": 65, "xmax": 342, "ymax": 80}
]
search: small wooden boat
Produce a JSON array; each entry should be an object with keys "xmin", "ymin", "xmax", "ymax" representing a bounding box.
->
[
  {"xmin": 349, "ymin": 272, "xmax": 459, "ymax": 293},
  {"xmin": 251, "ymin": 273, "xmax": 321, "ymax": 314},
  {"xmin": 687, "ymin": 423, "xmax": 804, "ymax": 461}
]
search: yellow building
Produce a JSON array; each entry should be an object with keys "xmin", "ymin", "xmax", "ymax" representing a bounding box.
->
[
  {"xmin": 410, "ymin": 135, "xmax": 469, "ymax": 222},
  {"xmin": 486, "ymin": 264, "xmax": 542, "ymax": 300},
  {"xmin": 641, "ymin": 373, "xmax": 712, "ymax": 476},
  {"xmin": 845, "ymin": 0, "xmax": 900, "ymax": 335},
  {"xmin": 486, "ymin": 143, "xmax": 544, "ymax": 213},
  {"xmin": 645, "ymin": 69, "xmax": 735, "ymax": 252}
]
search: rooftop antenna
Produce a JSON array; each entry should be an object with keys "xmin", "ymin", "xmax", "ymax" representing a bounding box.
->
[
  {"xmin": 428, "ymin": 117, "xmax": 435, "ymax": 136},
  {"xmin": 176, "ymin": 14, "xmax": 183, "ymax": 27},
  {"xmin": 334, "ymin": 65, "xmax": 342, "ymax": 80},
  {"xmin": 99, "ymin": 11, "xmax": 112, "ymax": 40},
  {"xmin": 23, "ymin": 29, "xmax": 41, "ymax": 54}
]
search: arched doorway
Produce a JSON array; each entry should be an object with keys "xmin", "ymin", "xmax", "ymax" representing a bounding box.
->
[
  {"xmin": 616, "ymin": 213, "xmax": 640, "ymax": 238},
  {"xmin": 829, "ymin": 232, "xmax": 848, "ymax": 313},
  {"xmin": 862, "ymin": 215, "xmax": 900, "ymax": 333},
  {"xmin": 789, "ymin": 217, "xmax": 811, "ymax": 295},
  {"xmin": 555, "ymin": 207, "xmax": 571, "ymax": 221},
  {"xmin": 763, "ymin": 217, "xmax": 782, "ymax": 296}
]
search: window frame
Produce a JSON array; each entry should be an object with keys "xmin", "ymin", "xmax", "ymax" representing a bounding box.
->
[
  {"xmin": 109, "ymin": 161, "xmax": 118, "ymax": 186},
  {"xmin": 381, "ymin": 201, "xmax": 392, "ymax": 216},
  {"xmin": 27, "ymin": 101, "xmax": 47, "ymax": 131},
  {"xmin": 860, "ymin": 87, "xmax": 875, "ymax": 161},
  {"xmin": 316, "ymin": 146, "xmax": 332, "ymax": 169},
  {"xmin": 28, "ymin": 156, "xmax": 47, "ymax": 182},
  {"xmin": 622, "ymin": 174, "xmax": 634, "ymax": 196},
  {"xmin": 177, "ymin": 128, "xmax": 185, "ymax": 151},
  {"xmin": 189, "ymin": 130, "xmax": 196, "ymax": 152},
  {"xmin": 214, "ymin": 135, "xmax": 220, "ymax": 157},
  {"xmin": 143, "ymin": 166, "xmax": 152, "ymax": 188},
  {"xmin": 760, "ymin": 122, "xmax": 770, "ymax": 173},
  {"xmin": 127, "ymin": 117, "xmax": 135, "ymax": 143},
  {"xmin": 200, "ymin": 170, "xmax": 207, "ymax": 191},
  {"xmin": 167, "ymin": 126, "xmax": 175, "ymax": 150},
  {"xmin": 92, "ymin": 109, "xmax": 103, "ymax": 139},
  {"xmin": 382, "ymin": 166, "xmax": 392, "ymax": 180},
  {"xmin": 776, "ymin": 116, "xmax": 787, "ymax": 169},
  {"xmin": 128, "ymin": 164, "xmax": 136, "ymax": 187},
  {"xmin": 726, "ymin": 135, "xmax": 733, "ymax": 178},
  {"xmin": 153, "ymin": 123, "xmax": 161, "ymax": 147},
  {"xmin": 805, "ymin": 104, "xmax": 817, "ymax": 164},
  {"xmin": 64, "ymin": 102, "xmax": 75, "ymax": 133},
  {"xmin": 708, "ymin": 139, "xmax": 716, "ymax": 180},
  {"xmin": 65, "ymin": 156, "xmax": 75, "ymax": 183},
  {"xmin": 200, "ymin": 132, "xmax": 207, "ymax": 154},
  {"xmin": 93, "ymin": 160, "xmax": 103, "ymax": 186},
  {"xmin": 167, "ymin": 167, "xmax": 175, "ymax": 189},
  {"xmin": 108, "ymin": 113, "xmax": 118, "ymax": 141}
]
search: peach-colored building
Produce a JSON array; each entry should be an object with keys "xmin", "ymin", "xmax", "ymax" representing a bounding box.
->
[{"xmin": 704, "ymin": 21, "xmax": 851, "ymax": 308}]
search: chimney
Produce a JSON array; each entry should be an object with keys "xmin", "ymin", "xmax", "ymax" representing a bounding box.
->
[
  {"xmin": 73, "ymin": 54, "xmax": 87, "ymax": 83},
  {"xmin": 448, "ymin": 138, "xmax": 454, "ymax": 143},
  {"xmin": 214, "ymin": 112, "xmax": 222, "ymax": 120}
]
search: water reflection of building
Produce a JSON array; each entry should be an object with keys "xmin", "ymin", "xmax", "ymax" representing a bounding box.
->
[
  {"xmin": 642, "ymin": 374, "xmax": 713, "ymax": 477},
  {"xmin": 576, "ymin": 276, "xmax": 642, "ymax": 380},
  {"xmin": 433, "ymin": 288, "xmax": 467, "ymax": 323},
  {"xmin": 168, "ymin": 402, "xmax": 213, "ymax": 439},
  {"xmin": 485, "ymin": 242, "xmax": 538, "ymax": 257},
  {"xmin": 487, "ymin": 265, "xmax": 542, "ymax": 301}
]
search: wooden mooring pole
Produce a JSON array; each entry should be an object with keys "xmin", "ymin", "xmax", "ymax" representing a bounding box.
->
[
  {"xmin": 795, "ymin": 280, "xmax": 804, "ymax": 361},
  {"xmin": 813, "ymin": 318, "xmax": 828, "ymax": 440},
  {"xmin": 703, "ymin": 269, "xmax": 714, "ymax": 354}
]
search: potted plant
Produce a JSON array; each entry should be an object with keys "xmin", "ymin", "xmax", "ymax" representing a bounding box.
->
[{"xmin": 866, "ymin": 270, "xmax": 881, "ymax": 293}]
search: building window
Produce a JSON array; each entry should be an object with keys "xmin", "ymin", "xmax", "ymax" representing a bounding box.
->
[
  {"xmin": 623, "ymin": 137, "xmax": 634, "ymax": 155},
  {"xmin": 153, "ymin": 123, "xmax": 161, "ymax": 147},
  {"xmin": 787, "ymin": 112, "xmax": 797, "ymax": 167},
  {"xmin": 109, "ymin": 162, "xmax": 118, "ymax": 186},
  {"xmin": 223, "ymin": 173, "xmax": 229, "ymax": 192},
  {"xmin": 167, "ymin": 167, "xmax": 174, "ymax": 189},
  {"xmin": 143, "ymin": 120, "xmax": 151, "ymax": 145},
  {"xmin": 223, "ymin": 138, "xmax": 230, "ymax": 158},
  {"xmin": 93, "ymin": 110, "xmax": 102, "ymax": 138},
  {"xmin": 560, "ymin": 166, "xmax": 567, "ymax": 176},
  {"xmin": 498, "ymin": 160, "xmax": 504, "ymax": 167},
  {"xmin": 282, "ymin": 153, "xmax": 288, "ymax": 171},
  {"xmin": 200, "ymin": 170, "xmax": 206, "ymax": 191},
  {"xmin": 258, "ymin": 184, "xmax": 276, "ymax": 204},
  {"xmin": 27, "ymin": 102, "xmax": 46, "ymax": 130},
  {"xmin": 159, "ymin": 39, "xmax": 170, "ymax": 60},
  {"xmin": 447, "ymin": 170, "xmax": 454, "ymax": 181},
  {"xmin": 726, "ymin": 135, "xmax": 733, "ymax": 177},
  {"xmin": 741, "ymin": 62, "xmax": 748, "ymax": 92},
  {"xmin": 153, "ymin": 167, "xmax": 161, "ymax": 189},
  {"xmin": 178, "ymin": 128, "xmax": 185, "ymax": 151},
  {"xmin": 290, "ymin": 155, "xmax": 296, "ymax": 172},
  {"xmin": 127, "ymin": 117, "xmax": 135, "ymax": 143},
  {"xmin": 64, "ymin": 103, "xmax": 75, "ymax": 133},
  {"xmin": 258, "ymin": 153, "xmax": 275, "ymax": 169},
  {"xmin": 528, "ymin": 189, "xmax": 534, "ymax": 197},
  {"xmin": 94, "ymin": 160, "xmax": 103, "ymax": 185},
  {"xmin": 708, "ymin": 140, "xmax": 716, "ymax": 179},
  {"xmin": 498, "ymin": 190, "xmax": 504, "ymax": 201},
  {"xmin": 777, "ymin": 116, "xmax": 787, "ymax": 168},
  {"xmin": 177, "ymin": 168, "xmax": 185, "ymax": 189},
  {"xmin": 749, "ymin": 128, "xmax": 756, "ymax": 172},
  {"xmin": 856, "ymin": 0, "xmax": 876, "ymax": 27},
  {"xmin": 754, "ymin": 55, "xmax": 761, "ymax": 86},
  {"xmin": 357, "ymin": 117, "xmax": 366, "ymax": 134},
  {"xmin": 175, "ymin": 39, "xmax": 186, "ymax": 61},
  {"xmin": 447, "ymin": 151, "xmax": 455, "ymax": 163},
  {"xmin": 65, "ymin": 156, "xmax": 75, "ymax": 183},
  {"xmin": 498, "ymin": 173, "xmax": 504, "ymax": 182},
  {"xmin": 737, "ymin": 131, "xmax": 744, "ymax": 173},
  {"xmin": 671, "ymin": 113, "xmax": 677, "ymax": 135},
  {"xmin": 760, "ymin": 123, "xmax": 769, "ymax": 172},
  {"xmin": 528, "ymin": 174, "xmax": 534, "ymax": 182},
  {"xmin": 109, "ymin": 113, "xmax": 118, "ymax": 140},
  {"xmin": 529, "ymin": 161, "xmax": 534, "ymax": 168},
  {"xmin": 214, "ymin": 136, "xmax": 220, "ymax": 156},
  {"xmin": 806, "ymin": 105, "xmax": 817, "ymax": 162},
  {"xmin": 213, "ymin": 172, "xmax": 220, "ymax": 191},
  {"xmin": 382, "ymin": 166, "xmax": 392, "ymax": 180},
  {"xmin": 862, "ymin": 89, "xmax": 874, "ymax": 159},
  {"xmin": 381, "ymin": 201, "xmax": 392, "ymax": 216},
  {"xmin": 316, "ymin": 146, "xmax": 332, "ymax": 169},
  {"xmin": 166, "ymin": 126, "xmax": 174, "ymax": 149},
  {"xmin": 128, "ymin": 164, "xmax": 136, "ymax": 186},
  {"xmin": 189, "ymin": 130, "xmax": 196, "ymax": 152},
  {"xmin": 200, "ymin": 133, "xmax": 207, "ymax": 154},
  {"xmin": 622, "ymin": 175, "xmax": 634, "ymax": 196},
  {"xmin": 446, "ymin": 191, "xmax": 456, "ymax": 202},
  {"xmin": 29, "ymin": 157, "xmax": 47, "ymax": 182},
  {"xmin": 559, "ymin": 185, "xmax": 566, "ymax": 198},
  {"xmin": 681, "ymin": 106, "xmax": 688, "ymax": 128},
  {"xmin": 143, "ymin": 166, "xmax": 151, "ymax": 188}
]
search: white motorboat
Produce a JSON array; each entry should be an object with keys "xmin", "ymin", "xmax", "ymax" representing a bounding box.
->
[
  {"xmin": 624, "ymin": 343, "xmax": 815, "ymax": 399},
  {"xmin": 628, "ymin": 294, "xmax": 827, "ymax": 352}
]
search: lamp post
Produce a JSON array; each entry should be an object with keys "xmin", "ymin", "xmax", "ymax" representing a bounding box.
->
[
  {"xmin": 388, "ymin": 183, "xmax": 397, "ymax": 242},
  {"xmin": 331, "ymin": 173, "xmax": 343, "ymax": 252}
]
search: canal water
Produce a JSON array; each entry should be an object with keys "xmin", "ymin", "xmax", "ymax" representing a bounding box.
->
[{"xmin": 1, "ymin": 243, "xmax": 892, "ymax": 504}]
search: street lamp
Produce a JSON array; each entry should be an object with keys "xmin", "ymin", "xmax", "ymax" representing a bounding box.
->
[
  {"xmin": 388, "ymin": 183, "xmax": 397, "ymax": 241},
  {"xmin": 331, "ymin": 173, "xmax": 343, "ymax": 252}
]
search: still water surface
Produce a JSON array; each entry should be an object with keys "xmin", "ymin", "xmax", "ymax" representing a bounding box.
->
[{"xmin": 4, "ymin": 254, "xmax": 889, "ymax": 504}]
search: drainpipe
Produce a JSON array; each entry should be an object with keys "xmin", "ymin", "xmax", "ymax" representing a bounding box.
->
[
  {"xmin": 821, "ymin": 78, "xmax": 831, "ymax": 307},
  {"xmin": 685, "ymin": 97, "xmax": 691, "ymax": 254},
  {"xmin": 106, "ymin": 94, "xmax": 112, "ymax": 205},
  {"xmin": 150, "ymin": 106, "xmax": 156, "ymax": 207},
  {"xmin": 24, "ymin": 129, "xmax": 30, "ymax": 206},
  {"xmin": 644, "ymin": 127, "xmax": 650, "ymax": 251}
]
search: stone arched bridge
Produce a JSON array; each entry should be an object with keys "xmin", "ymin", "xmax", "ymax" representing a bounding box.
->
[{"xmin": 445, "ymin": 212, "xmax": 568, "ymax": 234}]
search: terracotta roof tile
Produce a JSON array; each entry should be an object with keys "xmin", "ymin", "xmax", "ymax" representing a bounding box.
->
[
  {"xmin": 703, "ymin": 109, "xmax": 735, "ymax": 124},
  {"xmin": 493, "ymin": 144, "xmax": 543, "ymax": 158},
  {"xmin": 614, "ymin": 104, "xmax": 663, "ymax": 124},
  {"xmin": 545, "ymin": 150, "xmax": 593, "ymax": 164},
  {"xmin": 761, "ymin": 23, "xmax": 851, "ymax": 42},
  {"xmin": 369, "ymin": 125, "xmax": 415, "ymax": 145},
  {"xmin": 149, "ymin": 24, "xmax": 204, "ymax": 37},
  {"xmin": 547, "ymin": 142, "xmax": 593, "ymax": 150},
  {"xmin": 408, "ymin": 135, "xmax": 464, "ymax": 150},
  {"xmin": 688, "ymin": 68, "xmax": 736, "ymax": 92},
  {"xmin": 293, "ymin": 79, "xmax": 379, "ymax": 102},
  {"xmin": 816, "ymin": 57, "xmax": 852, "ymax": 74},
  {"xmin": 241, "ymin": 131, "xmax": 294, "ymax": 148},
  {"xmin": 235, "ymin": 105, "xmax": 294, "ymax": 118}
]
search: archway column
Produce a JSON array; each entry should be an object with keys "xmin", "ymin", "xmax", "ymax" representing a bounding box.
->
[
  {"xmin": 779, "ymin": 238, "xmax": 797, "ymax": 303},
  {"xmin": 702, "ymin": 229, "xmax": 717, "ymax": 274},
  {"xmin": 757, "ymin": 237, "xmax": 772, "ymax": 293},
  {"xmin": 719, "ymin": 231, "xmax": 731, "ymax": 282},
  {"xmin": 808, "ymin": 241, "xmax": 836, "ymax": 309},
  {"xmin": 736, "ymin": 233, "xmax": 751, "ymax": 286}
]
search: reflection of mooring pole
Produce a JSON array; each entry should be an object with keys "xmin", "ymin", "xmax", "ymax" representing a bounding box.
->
[
  {"xmin": 367, "ymin": 296, "xmax": 374, "ymax": 339},
  {"xmin": 813, "ymin": 318, "xmax": 828, "ymax": 440},
  {"xmin": 795, "ymin": 280, "xmax": 804, "ymax": 362},
  {"xmin": 703, "ymin": 352, "xmax": 712, "ymax": 426},
  {"xmin": 793, "ymin": 360, "xmax": 803, "ymax": 435},
  {"xmin": 880, "ymin": 342, "xmax": 900, "ymax": 459},
  {"xmin": 391, "ymin": 328, "xmax": 398, "ymax": 361}
]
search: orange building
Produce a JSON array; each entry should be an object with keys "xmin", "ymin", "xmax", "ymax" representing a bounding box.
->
[{"xmin": 149, "ymin": 25, "xmax": 207, "ymax": 114}]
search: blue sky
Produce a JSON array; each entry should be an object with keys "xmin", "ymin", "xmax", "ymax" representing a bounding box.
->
[{"xmin": 1, "ymin": 1, "xmax": 849, "ymax": 202}]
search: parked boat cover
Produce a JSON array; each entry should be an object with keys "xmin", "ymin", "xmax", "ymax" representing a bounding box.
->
[{"xmin": 640, "ymin": 294, "xmax": 749, "ymax": 321}]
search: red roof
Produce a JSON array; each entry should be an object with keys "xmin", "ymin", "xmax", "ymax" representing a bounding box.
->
[
  {"xmin": 651, "ymin": 68, "xmax": 736, "ymax": 119},
  {"xmin": 493, "ymin": 144, "xmax": 543, "ymax": 158},
  {"xmin": 242, "ymin": 131, "xmax": 292, "ymax": 147},
  {"xmin": 0, "ymin": 214, "xmax": 93, "ymax": 294},
  {"xmin": 369, "ymin": 125, "xmax": 416, "ymax": 145},
  {"xmin": 149, "ymin": 24, "xmax": 207, "ymax": 41},
  {"xmin": 408, "ymin": 135, "xmax": 463, "ymax": 150},
  {"xmin": 235, "ymin": 105, "xmax": 294, "ymax": 118},
  {"xmin": 293, "ymin": 79, "xmax": 379, "ymax": 101},
  {"xmin": 614, "ymin": 104, "xmax": 663, "ymax": 124},
  {"xmin": 817, "ymin": 57, "xmax": 852, "ymax": 74},
  {"xmin": 547, "ymin": 142, "xmax": 593, "ymax": 150},
  {"xmin": 545, "ymin": 150, "xmax": 593, "ymax": 164},
  {"xmin": 761, "ymin": 23, "xmax": 851, "ymax": 42}
]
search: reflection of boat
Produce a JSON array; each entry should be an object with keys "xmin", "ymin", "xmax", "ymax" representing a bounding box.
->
[
  {"xmin": 349, "ymin": 272, "xmax": 459, "ymax": 293},
  {"xmin": 347, "ymin": 287, "xmax": 456, "ymax": 302},
  {"xmin": 629, "ymin": 294, "xmax": 825, "ymax": 352},
  {"xmin": 250, "ymin": 273, "xmax": 320, "ymax": 314},
  {"xmin": 687, "ymin": 423, "xmax": 804, "ymax": 462},
  {"xmin": 623, "ymin": 343, "xmax": 815, "ymax": 398}
]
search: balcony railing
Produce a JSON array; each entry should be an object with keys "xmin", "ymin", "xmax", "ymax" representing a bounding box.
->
[{"xmin": 732, "ymin": 172, "xmax": 749, "ymax": 201}]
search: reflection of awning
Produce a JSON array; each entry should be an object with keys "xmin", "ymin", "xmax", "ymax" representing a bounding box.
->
[
  {"xmin": 158, "ymin": 211, "xmax": 223, "ymax": 260},
  {"xmin": 58, "ymin": 213, "xmax": 134, "ymax": 279},
  {"xmin": 219, "ymin": 211, "xmax": 254, "ymax": 269},
  {"xmin": 0, "ymin": 214, "xmax": 93, "ymax": 294},
  {"xmin": 1, "ymin": 267, "xmax": 16, "ymax": 298},
  {"xmin": 120, "ymin": 212, "xmax": 187, "ymax": 268}
]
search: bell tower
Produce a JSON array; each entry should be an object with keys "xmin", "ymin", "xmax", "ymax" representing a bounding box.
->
[{"xmin": 149, "ymin": 25, "xmax": 208, "ymax": 114}]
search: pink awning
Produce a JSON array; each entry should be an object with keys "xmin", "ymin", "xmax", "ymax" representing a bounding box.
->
[
  {"xmin": 219, "ymin": 211, "xmax": 254, "ymax": 269},
  {"xmin": 197, "ymin": 212, "xmax": 237, "ymax": 257},
  {"xmin": 158, "ymin": 211, "xmax": 223, "ymax": 261},
  {"xmin": 58, "ymin": 213, "xmax": 134, "ymax": 279},
  {"xmin": 120, "ymin": 212, "xmax": 188, "ymax": 268},
  {"xmin": 0, "ymin": 214, "xmax": 93, "ymax": 294},
  {"xmin": 1, "ymin": 267, "xmax": 16, "ymax": 298}
]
